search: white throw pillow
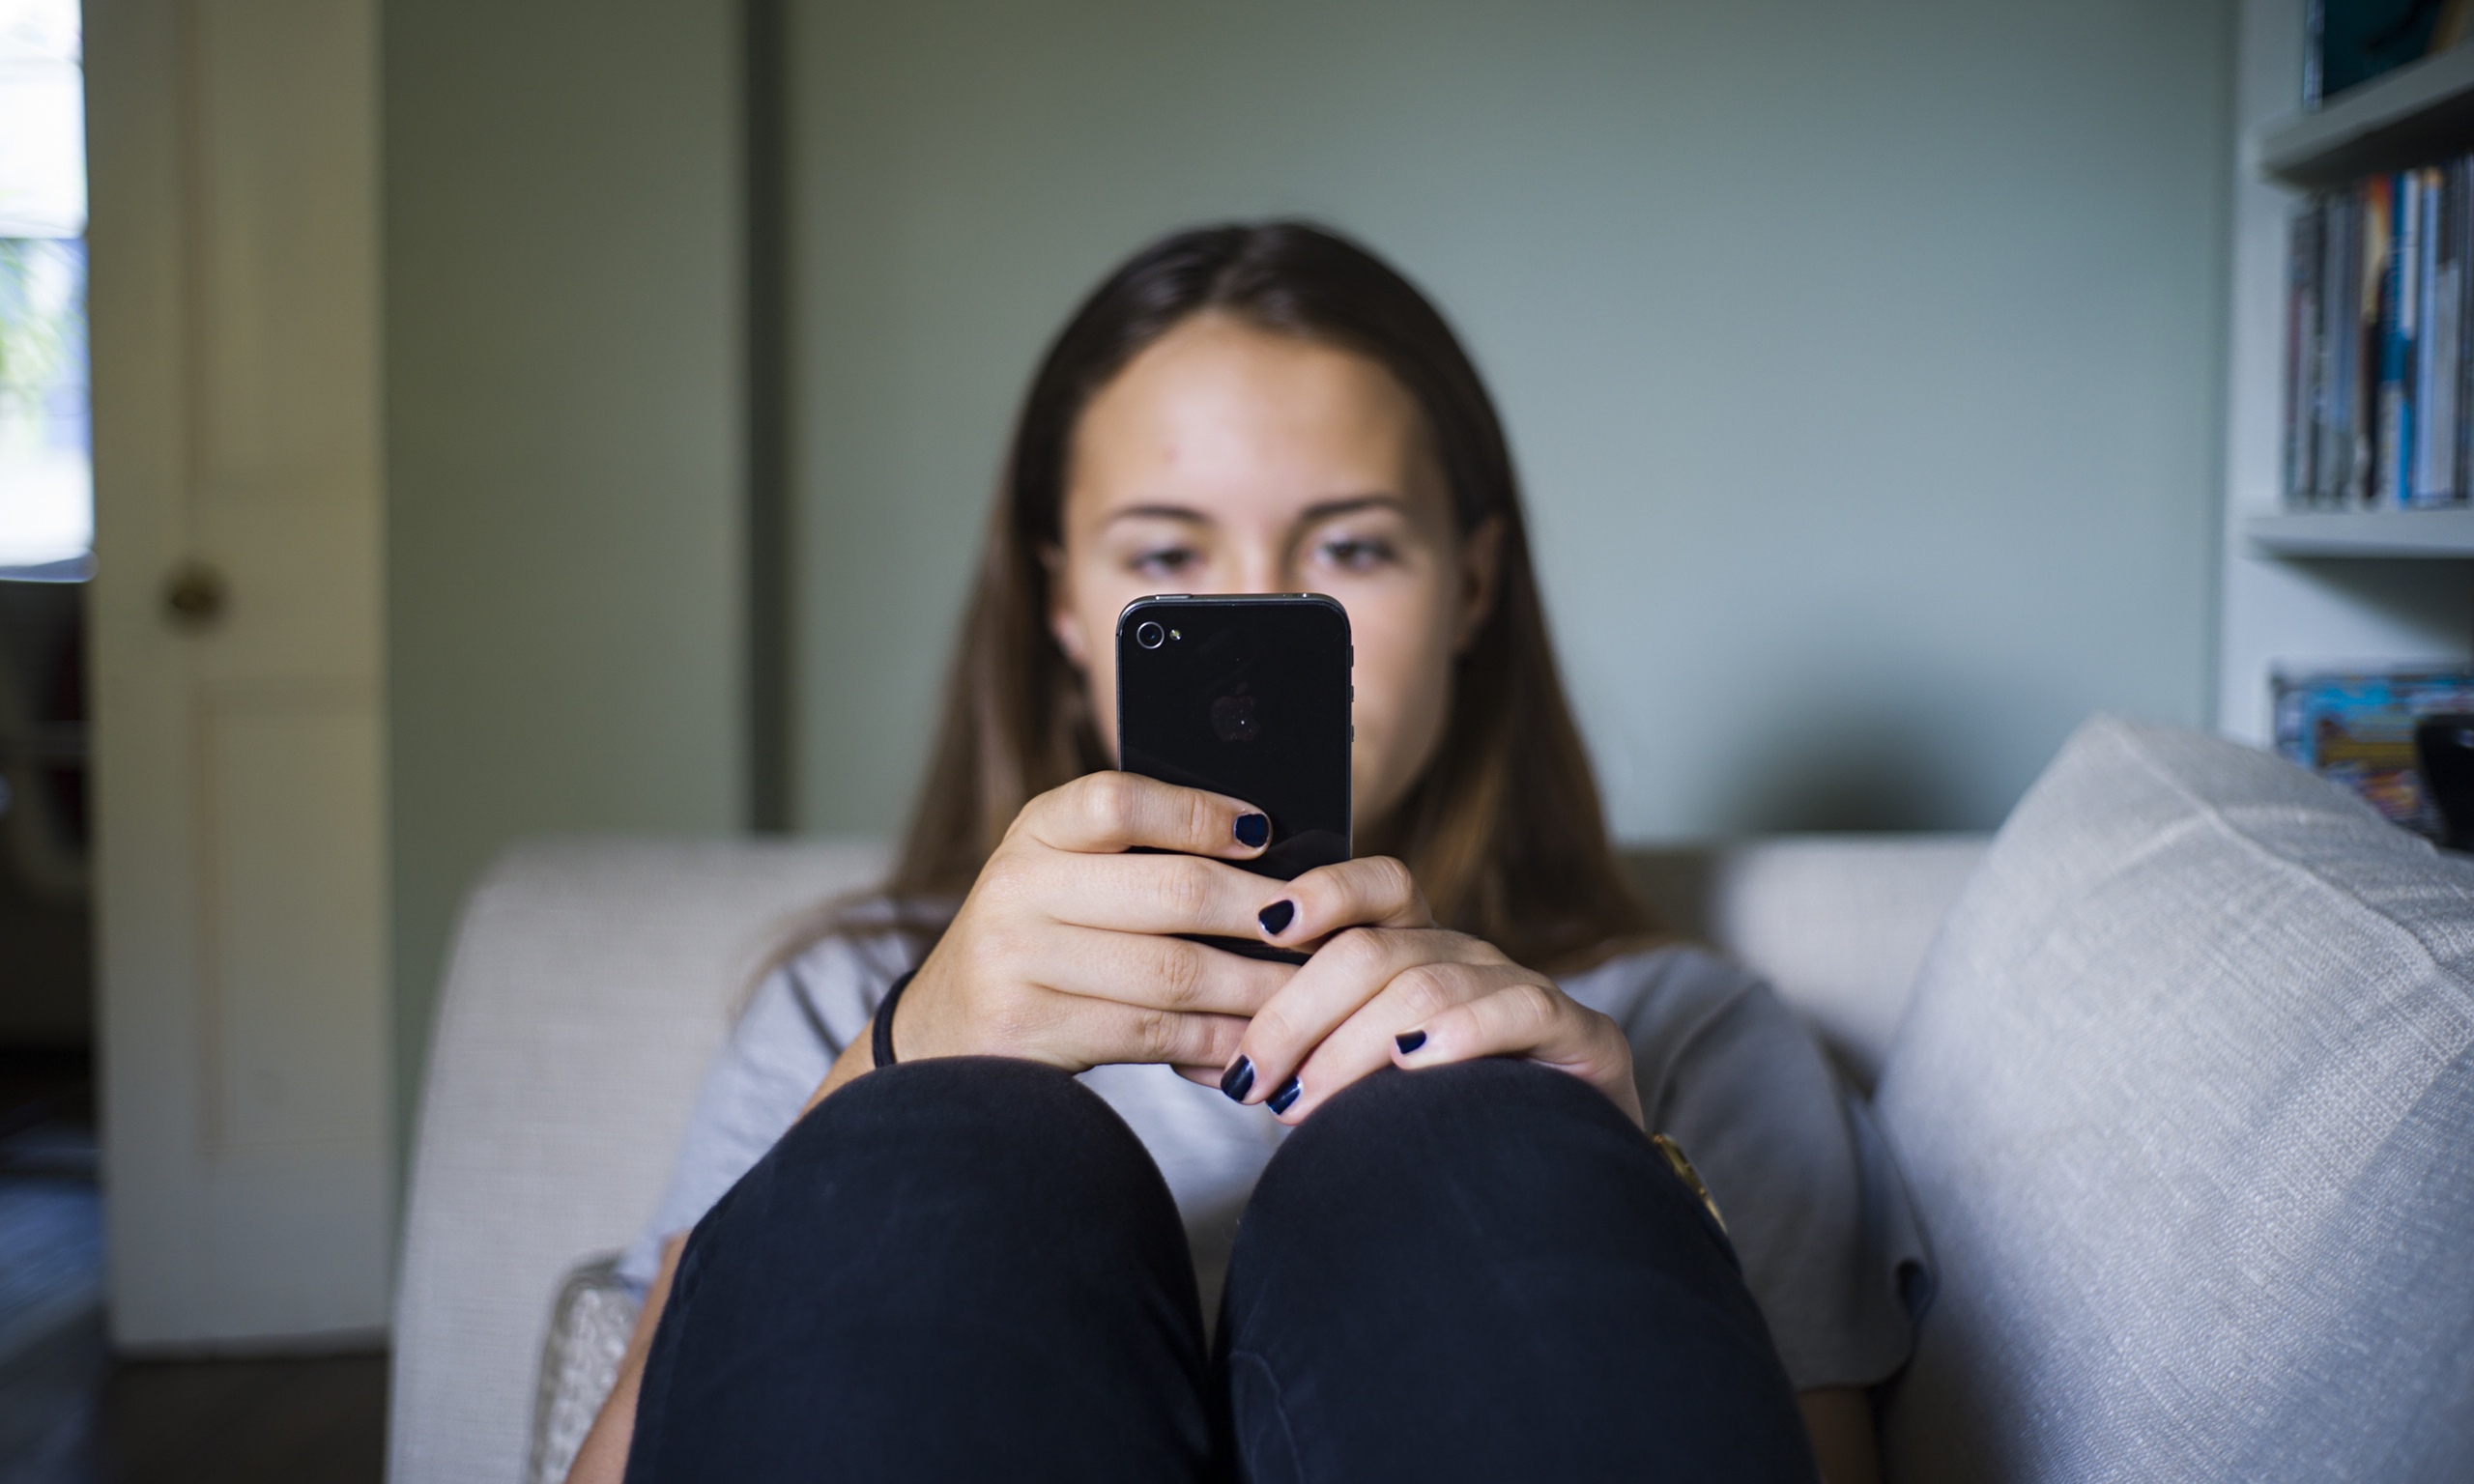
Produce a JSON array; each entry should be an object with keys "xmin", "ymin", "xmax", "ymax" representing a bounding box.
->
[
  {"xmin": 1875, "ymin": 716, "xmax": 2474, "ymax": 1482},
  {"xmin": 526, "ymin": 1256, "xmax": 640, "ymax": 1484}
]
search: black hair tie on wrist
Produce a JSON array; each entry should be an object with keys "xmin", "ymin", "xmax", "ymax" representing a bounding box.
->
[{"xmin": 872, "ymin": 968, "xmax": 919, "ymax": 1070}]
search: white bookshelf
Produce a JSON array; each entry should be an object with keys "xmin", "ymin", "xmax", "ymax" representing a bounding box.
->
[{"xmin": 2216, "ymin": 0, "xmax": 2474, "ymax": 747}]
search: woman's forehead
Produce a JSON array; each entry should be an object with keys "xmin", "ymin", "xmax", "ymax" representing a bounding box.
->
[{"xmin": 1066, "ymin": 315, "xmax": 1445, "ymax": 529}]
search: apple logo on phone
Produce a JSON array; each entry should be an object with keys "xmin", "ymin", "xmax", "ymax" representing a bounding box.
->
[{"xmin": 1211, "ymin": 687, "xmax": 1259, "ymax": 742}]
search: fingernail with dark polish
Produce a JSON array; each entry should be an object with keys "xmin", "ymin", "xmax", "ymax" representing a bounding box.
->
[
  {"xmin": 1395, "ymin": 1030, "xmax": 1427, "ymax": 1054},
  {"xmin": 1268, "ymin": 1077, "xmax": 1302, "ymax": 1115},
  {"xmin": 1257, "ymin": 899, "xmax": 1295, "ymax": 937},
  {"xmin": 1234, "ymin": 813, "xmax": 1270, "ymax": 848},
  {"xmin": 1220, "ymin": 1056, "xmax": 1255, "ymax": 1103}
]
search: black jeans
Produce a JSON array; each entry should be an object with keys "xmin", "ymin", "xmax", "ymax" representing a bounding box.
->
[{"xmin": 624, "ymin": 1056, "xmax": 1814, "ymax": 1483}]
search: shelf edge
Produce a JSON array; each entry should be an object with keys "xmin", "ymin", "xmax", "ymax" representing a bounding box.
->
[{"xmin": 2244, "ymin": 511, "xmax": 2474, "ymax": 557}]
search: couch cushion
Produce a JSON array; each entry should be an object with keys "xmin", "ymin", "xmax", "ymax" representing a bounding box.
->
[
  {"xmin": 1875, "ymin": 716, "xmax": 2474, "ymax": 1481},
  {"xmin": 1629, "ymin": 836, "xmax": 1986, "ymax": 1091}
]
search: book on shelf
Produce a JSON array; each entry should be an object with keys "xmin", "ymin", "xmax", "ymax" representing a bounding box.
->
[
  {"xmin": 2375, "ymin": 174, "xmax": 2408, "ymax": 507},
  {"xmin": 2282, "ymin": 157, "xmax": 2474, "ymax": 510},
  {"xmin": 2274, "ymin": 667, "xmax": 2474, "ymax": 839}
]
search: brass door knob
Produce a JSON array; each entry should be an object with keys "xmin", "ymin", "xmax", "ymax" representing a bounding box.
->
[{"xmin": 164, "ymin": 561, "xmax": 228, "ymax": 627}]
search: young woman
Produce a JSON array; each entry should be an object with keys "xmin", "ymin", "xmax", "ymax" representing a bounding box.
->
[{"xmin": 569, "ymin": 222, "xmax": 1922, "ymax": 1484}]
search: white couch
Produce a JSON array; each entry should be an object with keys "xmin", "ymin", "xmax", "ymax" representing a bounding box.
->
[{"xmin": 388, "ymin": 717, "xmax": 2474, "ymax": 1483}]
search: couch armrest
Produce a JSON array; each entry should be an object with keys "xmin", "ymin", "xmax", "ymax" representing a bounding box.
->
[{"xmin": 388, "ymin": 836, "xmax": 888, "ymax": 1484}]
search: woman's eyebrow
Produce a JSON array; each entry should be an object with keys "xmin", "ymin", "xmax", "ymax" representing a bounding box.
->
[
  {"xmin": 1102, "ymin": 503, "xmax": 1212, "ymax": 527},
  {"xmin": 1301, "ymin": 494, "xmax": 1410, "ymax": 521},
  {"xmin": 1101, "ymin": 494, "xmax": 1409, "ymax": 529}
]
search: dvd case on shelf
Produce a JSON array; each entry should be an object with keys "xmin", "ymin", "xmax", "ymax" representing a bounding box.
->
[{"xmin": 2273, "ymin": 668, "xmax": 2474, "ymax": 838}]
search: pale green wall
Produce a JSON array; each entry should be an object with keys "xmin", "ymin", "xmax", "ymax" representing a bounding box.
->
[
  {"xmin": 384, "ymin": 0, "xmax": 744, "ymax": 1130},
  {"xmin": 789, "ymin": 0, "xmax": 2234, "ymax": 841}
]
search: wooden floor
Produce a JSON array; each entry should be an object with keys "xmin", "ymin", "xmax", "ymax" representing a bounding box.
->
[
  {"xmin": 0, "ymin": 1050, "xmax": 388, "ymax": 1484},
  {"xmin": 0, "ymin": 1316, "xmax": 388, "ymax": 1484}
]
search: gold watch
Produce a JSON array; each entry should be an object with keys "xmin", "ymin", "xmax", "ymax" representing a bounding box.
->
[{"xmin": 1651, "ymin": 1132, "xmax": 1726, "ymax": 1234}]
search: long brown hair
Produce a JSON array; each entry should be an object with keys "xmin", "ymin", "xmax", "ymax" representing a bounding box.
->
[{"xmin": 863, "ymin": 221, "xmax": 1651, "ymax": 974}]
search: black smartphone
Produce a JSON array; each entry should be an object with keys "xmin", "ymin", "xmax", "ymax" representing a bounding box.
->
[{"xmin": 1117, "ymin": 594, "xmax": 1353, "ymax": 962}]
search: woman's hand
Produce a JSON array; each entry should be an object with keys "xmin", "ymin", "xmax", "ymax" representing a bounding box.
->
[
  {"xmin": 1219, "ymin": 856, "xmax": 1643, "ymax": 1127},
  {"xmin": 866, "ymin": 771, "xmax": 1305, "ymax": 1078}
]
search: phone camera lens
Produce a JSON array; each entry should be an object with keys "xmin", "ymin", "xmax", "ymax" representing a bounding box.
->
[{"xmin": 1136, "ymin": 620, "xmax": 1165, "ymax": 650}]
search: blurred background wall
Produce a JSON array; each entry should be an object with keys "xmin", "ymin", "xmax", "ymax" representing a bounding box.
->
[
  {"xmin": 790, "ymin": 0, "xmax": 2233, "ymax": 837},
  {"xmin": 385, "ymin": 0, "xmax": 746, "ymax": 1127},
  {"xmin": 385, "ymin": 0, "xmax": 2234, "ymax": 1130}
]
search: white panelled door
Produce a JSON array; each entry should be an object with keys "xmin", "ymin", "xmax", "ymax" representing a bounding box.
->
[{"xmin": 87, "ymin": 0, "xmax": 391, "ymax": 1348}]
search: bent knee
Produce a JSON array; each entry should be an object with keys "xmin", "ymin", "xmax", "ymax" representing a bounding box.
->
[
  {"xmin": 701, "ymin": 1056, "xmax": 1185, "ymax": 1273},
  {"xmin": 791, "ymin": 1054, "xmax": 1126, "ymax": 1157},
  {"xmin": 1303, "ymin": 1057, "xmax": 1624, "ymax": 1146},
  {"xmin": 1248, "ymin": 1060, "xmax": 1661, "ymax": 1239}
]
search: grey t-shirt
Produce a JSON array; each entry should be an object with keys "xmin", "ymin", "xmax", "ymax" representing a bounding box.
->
[{"xmin": 618, "ymin": 916, "xmax": 1928, "ymax": 1391}]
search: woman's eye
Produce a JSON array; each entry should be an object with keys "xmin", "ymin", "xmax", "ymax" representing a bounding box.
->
[
  {"xmin": 1129, "ymin": 547, "xmax": 1197, "ymax": 577},
  {"xmin": 1317, "ymin": 536, "xmax": 1396, "ymax": 572}
]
